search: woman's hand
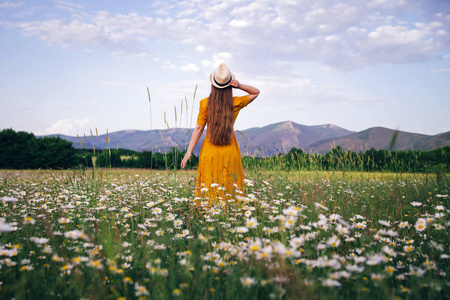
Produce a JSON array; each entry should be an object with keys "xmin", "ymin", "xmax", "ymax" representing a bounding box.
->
[
  {"xmin": 230, "ymin": 80, "xmax": 260, "ymax": 103},
  {"xmin": 230, "ymin": 79, "xmax": 240, "ymax": 88},
  {"xmin": 180, "ymin": 151, "xmax": 192, "ymax": 168},
  {"xmin": 181, "ymin": 125, "xmax": 204, "ymax": 169}
]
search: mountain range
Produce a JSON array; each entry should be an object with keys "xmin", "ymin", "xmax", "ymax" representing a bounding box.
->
[{"xmin": 44, "ymin": 121, "xmax": 450, "ymax": 156}]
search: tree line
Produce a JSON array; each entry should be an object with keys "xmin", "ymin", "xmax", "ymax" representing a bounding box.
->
[
  {"xmin": 0, "ymin": 129, "xmax": 76, "ymax": 169},
  {"xmin": 1, "ymin": 129, "xmax": 448, "ymax": 172},
  {"xmin": 0, "ymin": 129, "xmax": 197, "ymax": 170}
]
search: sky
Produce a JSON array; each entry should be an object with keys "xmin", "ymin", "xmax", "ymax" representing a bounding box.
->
[{"xmin": 0, "ymin": 0, "xmax": 449, "ymax": 137}]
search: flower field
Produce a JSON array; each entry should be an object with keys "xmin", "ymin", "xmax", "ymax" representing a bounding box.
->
[{"xmin": 0, "ymin": 169, "xmax": 448, "ymax": 299}]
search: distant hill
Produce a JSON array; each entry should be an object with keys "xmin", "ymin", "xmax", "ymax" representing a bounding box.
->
[
  {"xmin": 236, "ymin": 121, "xmax": 354, "ymax": 156},
  {"xmin": 306, "ymin": 127, "xmax": 450, "ymax": 154},
  {"xmin": 51, "ymin": 128, "xmax": 192, "ymax": 153},
  {"xmin": 42, "ymin": 121, "xmax": 450, "ymax": 156}
]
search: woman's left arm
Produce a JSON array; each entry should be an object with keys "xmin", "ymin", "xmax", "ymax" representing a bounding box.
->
[{"xmin": 181, "ymin": 125, "xmax": 205, "ymax": 168}]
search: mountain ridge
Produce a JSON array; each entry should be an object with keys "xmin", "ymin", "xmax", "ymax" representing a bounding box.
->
[{"xmin": 41, "ymin": 121, "xmax": 450, "ymax": 156}]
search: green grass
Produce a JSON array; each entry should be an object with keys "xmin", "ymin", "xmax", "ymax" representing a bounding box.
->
[{"xmin": 0, "ymin": 169, "xmax": 448, "ymax": 299}]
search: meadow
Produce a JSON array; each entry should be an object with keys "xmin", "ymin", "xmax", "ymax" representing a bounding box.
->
[{"xmin": 0, "ymin": 168, "xmax": 448, "ymax": 299}]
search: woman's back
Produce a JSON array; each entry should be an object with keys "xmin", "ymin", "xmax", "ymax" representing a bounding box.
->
[{"xmin": 180, "ymin": 63, "xmax": 260, "ymax": 203}]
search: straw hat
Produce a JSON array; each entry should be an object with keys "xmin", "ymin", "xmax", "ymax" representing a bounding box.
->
[{"xmin": 210, "ymin": 63, "xmax": 235, "ymax": 89}]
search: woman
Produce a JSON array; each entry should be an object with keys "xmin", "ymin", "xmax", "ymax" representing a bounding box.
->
[{"xmin": 181, "ymin": 63, "xmax": 260, "ymax": 199}]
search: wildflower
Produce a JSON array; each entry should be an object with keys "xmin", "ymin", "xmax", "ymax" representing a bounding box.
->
[
  {"xmin": 240, "ymin": 276, "xmax": 256, "ymax": 287},
  {"xmin": 366, "ymin": 255, "xmax": 385, "ymax": 266},
  {"xmin": 154, "ymin": 244, "xmax": 166, "ymax": 250},
  {"xmin": 198, "ymin": 234, "xmax": 208, "ymax": 242},
  {"xmin": 284, "ymin": 217, "xmax": 296, "ymax": 229},
  {"xmin": 410, "ymin": 266, "xmax": 426, "ymax": 277},
  {"xmin": 355, "ymin": 222, "xmax": 366, "ymax": 229},
  {"xmin": 173, "ymin": 288, "xmax": 181, "ymax": 296},
  {"xmin": 30, "ymin": 237, "xmax": 49, "ymax": 245},
  {"xmin": 433, "ymin": 223, "xmax": 444, "ymax": 230},
  {"xmin": 314, "ymin": 202, "xmax": 329, "ymax": 211},
  {"xmin": 88, "ymin": 260, "xmax": 103, "ymax": 270},
  {"xmin": 23, "ymin": 216, "xmax": 35, "ymax": 225},
  {"xmin": 322, "ymin": 279, "xmax": 341, "ymax": 287},
  {"xmin": 0, "ymin": 218, "xmax": 18, "ymax": 232},
  {"xmin": 326, "ymin": 235, "xmax": 341, "ymax": 248},
  {"xmin": 410, "ymin": 201, "xmax": 422, "ymax": 207},
  {"xmin": 384, "ymin": 266, "xmax": 395, "ymax": 276},
  {"xmin": 173, "ymin": 219, "xmax": 183, "ymax": 227},
  {"xmin": 371, "ymin": 273, "xmax": 384, "ymax": 281},
  {"xmin": 400, "ymin": 286, "xmax": 410, "ymax": 293},
  {"xmin": 64, "ymin": 230, "xmax": 87, "ymax": 240},
  {"xmin": 381, "ymin": 246, "xmax": 397, "ymax": 257},
  {"xmin": 58, "ymin": 217, "xmax": 71, "ymax": 224},
  {"xmin": 290, "ymin": 237, "xmax": 305, "ymax": 248},
  {"xmin": 283, "ymin": 207, "xmax": 299, "ymax": 216},
  {"xmin": 403, "ymin": 245, "xmax": 414, "ymax": 252},
  {"xmin": 246, "ymin": 218, "xmax": 258, "ymax": 229},
  {"xmin": 1, "ymin": 196, "xmax": 17, "ymax": 202},
  {"xmin": 123, "ymin": 277, "xmax": 133, "ymax": 284},
  {"xmin": 244, "ymin": 210, "xmax": 252, "ymax": 218},
  {"xmin": 152, "ymin": 207, "xmax": 163, "ymax": 215},
  {"xmin": 434, "ymin": 204, "xmax": 445, "ymax": 211},
  {"xmin": 61, "ymin": 264, "xmax": 73, "ymax": 273},
  {"xmin": 414, "ymin": 219, "xmax": 427, "ymax": 232},
  {"xmin": 378, "ymin": 220, "xmax": 391, "ymax": 227},
  {"xmin": 398, "ymin": 221, "xmax": 409, "ymax": 228},
  {"xmin": 6, "ymin": 260, "xmax": 17, "ymax": 267},
  {"xmin": 329, "ymin": 214, "xmax": 341, "ymax": 222},
  {"xmin": 435, "ymin": 212, "xmax": 444, "ymax": 219},
  {"xmin": 134, "ymin": 282, "xmax": 149, "ymax": 296},
  {"xmin": 20, "ymin": 265, "xmax": 33, "ymax": 271}
]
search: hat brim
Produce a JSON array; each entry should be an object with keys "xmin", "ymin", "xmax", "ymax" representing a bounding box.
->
[{"xmin": 210, "ymin": 72, "xmax": 235, "ymax": 89}]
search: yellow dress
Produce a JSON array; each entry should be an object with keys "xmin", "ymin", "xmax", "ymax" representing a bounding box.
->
[{"xmin": 195, "ymin": 95, "xmax": 250, "ymax": 199}]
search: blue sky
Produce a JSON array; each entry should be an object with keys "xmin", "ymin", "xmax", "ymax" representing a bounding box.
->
[{"xmin": 1, "ymin": 0, "xmax": 449, "ymax": 137}]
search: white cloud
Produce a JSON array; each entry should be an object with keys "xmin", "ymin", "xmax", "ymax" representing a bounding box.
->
[
  {"xmin": 52, "ymin": 0, "xmax": 83, "ymax": 12},
  {"xmin": 201, "ymin": 52, "xmax": 234, "ymax": 69},
  {"xmin": 367, "ymin": 25, "xmax": 424, "ymax": 46},
  {"xmin": 3, "ymin": 0, "xmax": 450, "ymax": 70},
  {"xmin": 180, "ymin": 63, "xmax": 199, "ymax": 73},
  {"xmin": 195, "ymin": 45, "xmax": 205, "ymax": 52},
  {"xmin": 229, "ymin": 19, "xmax": 249, "ymax": 28},
  {"xmin": 0, "ymin": 1, "xmax": 23, "ymax": 8},
  {"xmin": 431, "ymin": 69, "xmax": 450, "ymax": 73},
  {"xmin": 45, "ymin": 118, "xmax": 90, "ymax": 135}
]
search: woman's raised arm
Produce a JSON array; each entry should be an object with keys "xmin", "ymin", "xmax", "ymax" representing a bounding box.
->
[{"xmin": 230, "ymin": 80, "xmax": 260, "ymax": 103}]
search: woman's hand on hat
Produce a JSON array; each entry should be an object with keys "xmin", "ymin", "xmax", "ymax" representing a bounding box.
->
[{"xmin": 230, "ymin": 80, "xmax": 240, "ymax": 88}]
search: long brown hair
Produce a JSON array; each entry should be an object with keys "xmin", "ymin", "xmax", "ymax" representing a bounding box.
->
[{"xmin": 207, "ymin": 85, "xmax": 233, "ymax": 145}]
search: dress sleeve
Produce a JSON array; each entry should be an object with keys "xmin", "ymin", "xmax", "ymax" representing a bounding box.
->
[
  {"xmin": 196, "ymin": 98, "xmax": 207, "ymax": 126},
  {"xmin": 233, "ymin": 95, "xmax": 251, "ymax": 110}
]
